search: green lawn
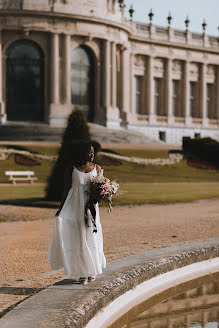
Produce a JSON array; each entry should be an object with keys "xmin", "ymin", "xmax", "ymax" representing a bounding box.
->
[
  {"xmin": 1, "ymin": 144, "xmax": 219, "ymax": 208},
  {"xmin": 113, "ymin": 182, "xmax": 219, "ymax": 205},
  {"xmin": 0, "ymin": 154, "xmax": 54, "ymax": 183},
  {"xmin": 101, "ymin": 160, "xmax": 219, "ymax": 183},
  {"xmin": 1, "ymin": 183, "xmax": 219, "ymax": 208},
  {"xmin": 103, "ymin": 148, "xmax": 170, "ymax": 159},
  {"xmin": 2, "ymin": 154, "xmax": 219, "ymax": 185}
]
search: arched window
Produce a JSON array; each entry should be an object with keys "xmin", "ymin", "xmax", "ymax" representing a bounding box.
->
[
  {"xmin": 6, "ymin": 40, "xmax": 44, "ymax": 122},
  {"xmin": 71, "ymin": 46, "xmax": 94, "ymax": 122}
]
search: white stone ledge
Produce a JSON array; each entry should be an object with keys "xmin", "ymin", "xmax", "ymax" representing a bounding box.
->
[{"xmin": 86, "ymin": 257, "xmax": 219, "ymax": 328}]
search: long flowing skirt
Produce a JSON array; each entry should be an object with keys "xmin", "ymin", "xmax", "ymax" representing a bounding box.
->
[{"xmin": 48, "ymin": 186, "xmax": 106, "ymax": 279}]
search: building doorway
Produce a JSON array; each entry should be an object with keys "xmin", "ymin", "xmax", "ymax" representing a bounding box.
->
[
  {"xmin": 71, "ymin": 46, "xmax": 95, "ymax": 122},
  {"xmin": 6, "ymin": 40, "xmax": 44, "ymax": 122}
]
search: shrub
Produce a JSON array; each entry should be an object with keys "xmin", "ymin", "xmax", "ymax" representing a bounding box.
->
[
  {"xmin": 183, "ymin": 137, "xmax": 219, "ymax": 166},
  {"xmin": 45, "ymin": 109, "xmax": 91, "ymax": 201}
]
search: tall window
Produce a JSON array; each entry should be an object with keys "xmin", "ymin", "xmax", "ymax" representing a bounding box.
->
[
  {"xmin": 135, "ymin": 76, "xmax": 143, "ymax": 114},
  {"xmin": 190, "ymin": 82, "xmax": 196, "ymax": 117},
  {"xmin": 6, "ymin": 40, "xmax": 44, "ymax": 122},
  {"xmin": 207, "ymin": 84, "xmax": 211, "ymax": 118},
  {"xmin": 172, "ymin": 80, "xmax": 178, "ymax": 116},
  {"xmin": 207, "ymin": 83, "xmax": 215, "ymax": 119},
  {"xmin": 71, "ymin": 46, "xmax": 94, "ymax": 121},
  {"xmin": 154, "ymin": 78, "xmax": 161, "ymax": 115}
]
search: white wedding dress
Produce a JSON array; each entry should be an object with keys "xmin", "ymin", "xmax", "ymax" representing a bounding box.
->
[{"xmin": 48, "ymin": 165, "xmax": 106, "ymax": 279}]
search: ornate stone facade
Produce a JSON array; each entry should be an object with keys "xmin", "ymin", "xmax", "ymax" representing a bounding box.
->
[{"xmin": 1, "ymin": 0, "xmax": 219, "ymax": 144}]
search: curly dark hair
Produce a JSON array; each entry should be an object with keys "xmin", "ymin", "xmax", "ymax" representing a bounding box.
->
[{"xmin": 64, "ymin": 140, "xmax": 101, "ymax": 167}]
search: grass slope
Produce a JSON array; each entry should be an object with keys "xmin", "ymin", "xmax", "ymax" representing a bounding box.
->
[
  {"xmin": 1, "ymin": 144, "xmax": 219, "ymax": 207},
  {"xmin": 1, "ymin": 183, "xmax": 219, "ymax": 209}
]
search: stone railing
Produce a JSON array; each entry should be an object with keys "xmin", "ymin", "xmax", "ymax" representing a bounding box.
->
[
  {"xmin": 0, "ymin": 147, "xmax": 56, "ymax": 161},
  {"xmin": 0, "ymin": 147, "xmax": 183, "ymax": 166},
  {"xmin": 133, "ymin": 22, "xmax": 219, "ymax": 50}
]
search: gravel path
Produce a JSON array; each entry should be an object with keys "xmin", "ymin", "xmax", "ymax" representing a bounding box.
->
[{"xmin": 1, "ymin": 199, "xmax": 219, "ymax": 315}]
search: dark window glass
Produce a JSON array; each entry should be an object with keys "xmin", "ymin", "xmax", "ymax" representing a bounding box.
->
[
  {"xmin": 6, "ymin": 40, "xmax": 44, "ymax": 122},
  {"xmin": 71, "ymin": 47, "xmax": 94, "ymax": 121},
  {"xmin": 159, "ymin": 131, "xmax": 166, "ymax": 141},
  {"xmin": 207, "ymin": 83, "xmax": 212, "ymax": 119},
  {"xmin": 172, "ymin": 80, "xmax": 178, "ymax": 116},
  {"xmin": 135, "ymin": 76, "xmax": 143, "ymax": 114},
  {"xmin": 154, "ymin": 78, "xmax": 160, "ymax": 115},
  {"xmin": 190, "ymin": 82, "xmax": 196, "ymax": 117}
]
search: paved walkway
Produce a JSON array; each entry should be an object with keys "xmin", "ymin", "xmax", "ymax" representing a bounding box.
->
[
  {"xmin": 1, "ymin": 238, "xmax": 219, "ymax": 328},
  {"xmin": 1, "ymin": 199, "xmax": 219, "ymax": 316}
]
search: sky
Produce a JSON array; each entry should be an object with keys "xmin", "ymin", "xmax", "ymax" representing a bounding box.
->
[{"xmin": 123, "ymin": 0, "xmax": 219, "ymax": 37}]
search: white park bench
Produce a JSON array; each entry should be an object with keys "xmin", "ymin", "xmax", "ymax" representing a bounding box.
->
[{"xmin": 5, "ymin": 171, "xmax": 38, "ymax": 185}]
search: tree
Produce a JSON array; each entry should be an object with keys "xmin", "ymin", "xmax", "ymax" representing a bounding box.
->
[{"xmin": 45, "ymin": 109, "xmax": 91, "ymax": 201}]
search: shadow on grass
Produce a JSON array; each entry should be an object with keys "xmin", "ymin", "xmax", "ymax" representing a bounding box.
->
[{"xmin": 0, "ymin": 198, "xmax": 59, "ymax": 209}]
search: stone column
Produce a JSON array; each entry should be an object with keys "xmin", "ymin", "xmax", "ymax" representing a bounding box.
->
[
  {"xmin": 130, "ymin": 52, "xmax": 135, "ymax": 114},
  {"xmin": 104, "ymin": 40, "xmax": 111, "ymax": 109},
  {"xmin": 186, "ymin": 315, "xmax": 191, "ymax": 328},
  {"xmin": 111, "ymin": 42, "xmax": 117, "ymax": 108},
  {"xmin": 184, "ymin": 60, "xmax": 191, "ymax": 125},
  {"xmin": 168, "ymin": 26, "xmax": 174, "ymax": 42},
  {"xmin": 49, "ymin": 32, "xmax": 62, "ymax": 126},
  {"xmin": 186, "ymin": 30, "xmax": 191, "ymax": 45},
  {"xmin": 203, "ymin": 33, "xmax": 209, "ymax": 47},
  {"xmin": 148, "ymin": 56, "xmax": 155, "ymax": 123},
  {"xmin": 166, "ymin": 58, "xmax": 173, "ymax": 123},
  {"xmin": 201, "ymin": 63, "xmax": 208, "ymax": 126},
  {"xmin": 105, "ymin": 40, "xmax": 120, "ymax": 128},
  {"xmin": 121, "ymin": 45, "xmax": 130, "ymax": 125},
  {"xmin": 50, "ymin": 33, "xmax": 60, "ymax": 105},
  {"xmin": 216, "ymin": 66, "xmax": 219, "ymax": 123},
  {"xmin": 202, "ymin": 311, "xmax": 209, "ymax": 326},
  {"xmin": 63, "ymin": 34, "xmax": 71, "ymax": 104}
]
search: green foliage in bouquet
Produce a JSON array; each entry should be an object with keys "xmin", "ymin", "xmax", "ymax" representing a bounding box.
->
[
  {"xmin": 45, "ymin": 109, "xmax": 91, "ymax": 201},
  {"xmin": 183, "ymin": 136, "xmax": 219, "ymax": 166}
]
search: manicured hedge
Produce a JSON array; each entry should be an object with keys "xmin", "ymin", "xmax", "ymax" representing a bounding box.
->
[
  {"xmin": 183, "ymin": 137, "xmax": 219, "ymax": 166},
  {"xmin": 45, "ymin": 109, "xmax": 90, "ymax": 201}
]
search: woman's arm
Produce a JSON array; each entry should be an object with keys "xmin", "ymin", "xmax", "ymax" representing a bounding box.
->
[
  {"xmin": 96, "ymin": 164, "xmax": 101, "ymax": 173},
  {"xmin": 55, "ymin": 165, "xmax": 73, "ymax": 216}
]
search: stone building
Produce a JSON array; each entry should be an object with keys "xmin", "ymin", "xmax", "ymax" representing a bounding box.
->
[{"xmin": 1, "ymin": 0, "xmax": 219, "ymax": 144}]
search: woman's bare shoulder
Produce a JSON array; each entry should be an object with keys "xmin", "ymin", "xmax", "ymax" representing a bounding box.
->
[{"xmin": 96, "ymin": 164, "xmax": 101, "ymax": 173}]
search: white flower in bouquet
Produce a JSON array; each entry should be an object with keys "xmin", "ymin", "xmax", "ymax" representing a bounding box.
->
[{"xmin": 90, "ymin": 170, "xmax": 120, "ymax": 212}]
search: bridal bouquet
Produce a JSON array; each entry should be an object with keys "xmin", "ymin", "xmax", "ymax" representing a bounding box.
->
[
  {"xmin": 91, "ymin": 169, "xmax": 119, "ymax": 211},
  {"xmin": 85, "ymin": 169, "xmax": 119, "ymax": 233}
]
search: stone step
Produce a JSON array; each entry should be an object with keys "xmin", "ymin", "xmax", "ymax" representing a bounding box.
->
[{"xmin": 0, "ymin": 122, "xmax": 161, "ymax": 144}]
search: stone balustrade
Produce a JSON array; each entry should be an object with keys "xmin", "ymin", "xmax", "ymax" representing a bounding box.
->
[{"xmin": 133, "ymin": 22, "xmax": 219, "ymax": 50}]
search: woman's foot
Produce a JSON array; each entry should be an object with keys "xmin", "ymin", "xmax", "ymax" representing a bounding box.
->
[
  {"xmin": 79, "ymin": 277, "xmax": 88, "ymax": 285},
  {"xmin": 88, "ymin": 276, "xmax": 96, "ymax": 282}
]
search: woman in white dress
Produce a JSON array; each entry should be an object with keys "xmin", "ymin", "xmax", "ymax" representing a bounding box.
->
[{"xmin": 48, "ymin": 140, "xmax": 106, "ymax": 284}]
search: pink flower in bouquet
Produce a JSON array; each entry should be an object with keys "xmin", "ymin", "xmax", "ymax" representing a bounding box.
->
[
  {"xmin": 102, "ymin": 183, "xmax": 111, "ymax": 191},
  {"xmin": 90, "ymin": 170, "xmax": 120, "ymax": 212}
]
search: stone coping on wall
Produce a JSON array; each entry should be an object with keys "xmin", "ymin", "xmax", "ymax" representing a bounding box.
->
[{"xmin": 0, "ymin": 237, "xmax": 219, "ymax": 328}]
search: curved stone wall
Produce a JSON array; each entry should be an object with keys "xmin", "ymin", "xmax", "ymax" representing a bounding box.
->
[
  {"xmin": 0, "ymin": 0, "xmax": 122, "ymax": 22},
  {"xmin": 0, "ymin": 237, "xmax": 219, "ymax": 328}
]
